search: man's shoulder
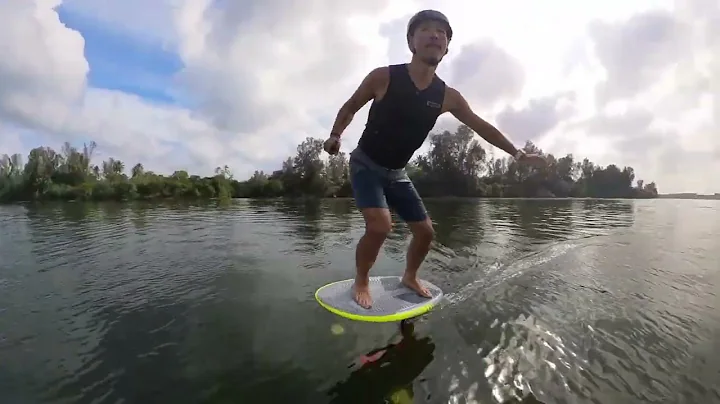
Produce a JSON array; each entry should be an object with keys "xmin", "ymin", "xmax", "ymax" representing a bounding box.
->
[
  {"xmin": 369, "ymin": 65, "xmax": 394, "ymax": 75},
  {"xmin": 443, "ymin": 85, "xmax": 461, "ymax": 98},
  {"xmin": 369, "ymin": 64, "xmax": 410, "ymax": 75},
  {"xmin": 366, "ymin": 66, "xmax": 392, "ymax": 85},
  {"xmin": 440, "ymin": 86, "xmax": 465, "ymax": 112}
]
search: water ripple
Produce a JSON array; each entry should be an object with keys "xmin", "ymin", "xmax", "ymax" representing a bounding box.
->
[{"xmin": 0, "ymin": 199, "xmax": 717, "ymax": 403}]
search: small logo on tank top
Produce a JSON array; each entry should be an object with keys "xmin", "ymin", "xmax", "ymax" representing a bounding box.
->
[{"xmin": 426, "ymin": 101, "xmax": 441, "ymax": 108}]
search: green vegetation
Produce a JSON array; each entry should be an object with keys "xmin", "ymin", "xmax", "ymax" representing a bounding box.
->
[{"xmin": 0, "ymin": 124, "xmax": 658, "ymax": 203}]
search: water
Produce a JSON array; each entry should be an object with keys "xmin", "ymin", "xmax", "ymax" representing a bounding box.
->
[{"xmin": 0, "ymin": 198, "xmax": 718, "ymax": 404}]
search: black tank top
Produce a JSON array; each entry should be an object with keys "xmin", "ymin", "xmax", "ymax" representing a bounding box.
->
[{"xmin": 357, "ymin": 64, "xmax": 446, "ymax": 169}]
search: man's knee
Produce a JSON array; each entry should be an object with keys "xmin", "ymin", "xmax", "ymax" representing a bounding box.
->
[
  {"xmin": 410, "ymin": 219, "xmax": 434, "ymax": 243},
  {"xmin": 366, "ymin": 220, "xmax": 392, "ymax": 238},
  {"xmin": 363, "ymin": 209, "xmax": 392, "ymax": 239}
]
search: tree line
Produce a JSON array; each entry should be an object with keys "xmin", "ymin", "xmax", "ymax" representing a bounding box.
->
[{"xmin": 0, "ymin": 124, "xmax": 659, "ymax": 203}]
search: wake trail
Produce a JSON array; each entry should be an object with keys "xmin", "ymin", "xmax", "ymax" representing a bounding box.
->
[{"xmin": 440, "ymin": 240, "xmax": 581, "ymax": 308}]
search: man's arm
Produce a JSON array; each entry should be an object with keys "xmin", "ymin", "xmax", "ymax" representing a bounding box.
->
[
  {"xmin": 329, "ymin": 67, "xmax": 386, "ymax": 137},
  {"xmin": 446, "ymin": 87, "xmax": 520, "ymax": 157}
]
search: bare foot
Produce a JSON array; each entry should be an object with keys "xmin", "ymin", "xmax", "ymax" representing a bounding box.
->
[
  {"xmin": 353, "ymin": 282, "xmax": 373, "ymax": 309},
  {"xmin": 401, "ymin": 275, "xmax": 432, "ymax": 298}
]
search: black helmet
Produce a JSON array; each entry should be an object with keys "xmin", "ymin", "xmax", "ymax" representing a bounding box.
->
[{"xmin": 406, "ymin": 9, "xmax": 453, "ymax": 51}]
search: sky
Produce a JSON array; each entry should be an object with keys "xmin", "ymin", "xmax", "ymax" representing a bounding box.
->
[{"xmin": 0, "ymin": 0, "xmax": 717, "ymax": 194}]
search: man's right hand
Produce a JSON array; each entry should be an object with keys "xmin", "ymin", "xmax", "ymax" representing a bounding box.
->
[{"xmin": 323, "ymin": 134, "xmax": 341, "ymax": 155}]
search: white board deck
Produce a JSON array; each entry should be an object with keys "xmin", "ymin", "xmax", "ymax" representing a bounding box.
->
[{"xmin": 315, "ymin": 276, "xmax": 443, "ymax": 321}]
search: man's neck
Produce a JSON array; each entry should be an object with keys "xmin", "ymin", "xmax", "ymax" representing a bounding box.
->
[{"xmin": 407, "ymin": 58, "xmax": 437, "ymax": 84}]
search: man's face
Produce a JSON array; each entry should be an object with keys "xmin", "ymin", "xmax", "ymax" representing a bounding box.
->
[{"xmin": 410, "ymin": 19, "xmax": 449, "ymax": 66}]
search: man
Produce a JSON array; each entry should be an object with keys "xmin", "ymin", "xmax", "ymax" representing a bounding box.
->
[{"xmin": 323, "ymin": 9, "xmax": 546, "ymax": 309}]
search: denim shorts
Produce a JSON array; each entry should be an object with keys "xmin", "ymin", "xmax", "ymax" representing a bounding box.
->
[{"xmin": 349, "ymin": 148, "xmax": 428, "ymax": 223}]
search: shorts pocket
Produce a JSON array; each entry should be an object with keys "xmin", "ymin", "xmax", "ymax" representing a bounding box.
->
[{"xmin": 349, "ymin": 159, "xmax": 370, "ymax": 177}]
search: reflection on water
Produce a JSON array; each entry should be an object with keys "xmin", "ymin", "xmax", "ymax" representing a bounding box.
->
[
  {"xmin": 0, "ymin": 198, "xmax": 718, "ymax": 403},
  {"xmin": 328, "ymin": 320, "xmax": 436, "ymax": 404}
]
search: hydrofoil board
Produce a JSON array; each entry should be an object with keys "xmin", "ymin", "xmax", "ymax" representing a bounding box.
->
[{"xmin": 314, "ymin": 276, "xmax": 443, "ymax": 322}]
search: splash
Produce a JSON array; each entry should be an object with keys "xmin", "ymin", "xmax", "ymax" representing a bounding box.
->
[{"xmin": 442, "ymin": 242, "xmax": 579, "ymax": 307}]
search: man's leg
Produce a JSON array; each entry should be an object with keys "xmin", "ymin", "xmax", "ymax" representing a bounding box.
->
[
  {"xmin": 403, "ymin": 218, "xmax": 434, "ymax": 297},
  {"xmin": 354, "ymin": 208, "xmax": 392, "ymax": 308},
  {"xmin": 349, "ymin": 159, "xmax": 392, "ymax": 309},
  {"xmin": 386, "ymin": 179, "xmax": 434, "ymax": 297}
]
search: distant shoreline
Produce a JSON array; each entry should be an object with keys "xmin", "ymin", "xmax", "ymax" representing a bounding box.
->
[
  {"xmin": 1, "ymin": 125, "xmax": 661, "ymax": 205},
  {"xmin": 657, "ymin": 194, "xmax": 720, "ymax": 200},
  {"xmin": 1, "ymin": 195, "xmax": 697, "ymax": 206}
]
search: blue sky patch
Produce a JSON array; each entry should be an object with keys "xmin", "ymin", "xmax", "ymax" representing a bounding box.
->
[{"xmin": 56, "ymin": 6, "xmax": 184, "ymax": 104}]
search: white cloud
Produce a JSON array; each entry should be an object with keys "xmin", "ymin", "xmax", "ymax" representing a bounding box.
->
[
  {"xmin": 0, "ymin": 0, "xmax": 88, "ymax": 132},
  {"xmin": 0, "ymin": 0, "xmax": 717, "ymax": 193},
  {"xmin": 0, "ymin": 123, "xmax": 26, "ymax": 160},
  {"xmin": 450, "ymin": 40, "xmax": 526, "ymax": 110}
]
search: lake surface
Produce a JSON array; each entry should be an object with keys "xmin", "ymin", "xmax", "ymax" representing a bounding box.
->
[{"xmin": 0, "ymin": 198, "xmax": 718, "ymax": 404}]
